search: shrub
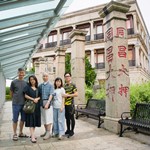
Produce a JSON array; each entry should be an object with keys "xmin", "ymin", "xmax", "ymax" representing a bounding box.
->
[
  {"xmin": 130, "ymin": 82, "xmax": 150, "ymax": 111},
  {"xmin": 6, "ymin": 87, "xmax": 11, "ymax": 101},
  {"xmin": 6, "ymin": 87, "xmax": 10, "ymax": 95},
  {"xmin": 6, "ymin": 95, "xmax": 11, "ymax": 101},
  {"xmin": 85, "ymin": 86, "xmax": 93, "ymax": 101},
  {"xmin": 93, "ymin": 88, "xmax": 106, "ymax": 100}
]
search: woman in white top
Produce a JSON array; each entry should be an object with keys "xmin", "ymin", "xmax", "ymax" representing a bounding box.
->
[{"xmin": 53, "ymin": 77, "xmax": 65, "ymax": 140}]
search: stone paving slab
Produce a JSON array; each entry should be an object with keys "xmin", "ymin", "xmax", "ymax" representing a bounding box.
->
[{"xmin": 0, "ymin": 102, "xmax": 150, "ymax": 150}]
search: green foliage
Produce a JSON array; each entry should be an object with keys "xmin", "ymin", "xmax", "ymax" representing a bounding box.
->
[
  {"xmin": 6, "ymin": 95, "xmax": 11, "ymax": 101},
  {"xmin": 6, "ymin": 87, "xmax": 11, "ymax": 101},
  {"xmin": 65, "ymin": 53, "xmax": 71, "ymax": 73},
  {"xmin": 85, "ymin": 56, "xmax": 96, "ymax": 87},
  {"xmin": 6, "ymin": 87, "xmax": 10, "ymax": 95},
  {"xmin": 29, "ymin": 67, "xmax": 35, "ymax": 73},
  {"xmin": 65, "ymin": 54, "xmax": 96, "ymax": 86},
  {"xmin": 93, "ymin": 88, "xmax": 106, "ymax": 100},
  {"xmin": 130, "ymin": 82, "xmax": 150, "ymax": 111},
  {"xmin": 85, "ymin": 85, "xmax": 93, "ymax": 101}
]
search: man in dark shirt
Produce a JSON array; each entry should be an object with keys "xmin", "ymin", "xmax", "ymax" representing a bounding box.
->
[
  {"xmin": 10, "ymin": 68, "xmax": 27, "ymax": 141},
  {"xmin": 64, "ymin": 72, "xmax": 78, "ymax": 137}
]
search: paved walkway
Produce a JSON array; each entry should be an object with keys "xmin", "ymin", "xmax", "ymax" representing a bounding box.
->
[{"xmin": 0, "ymin": 101, "xmax": 150, "ymax": 150}]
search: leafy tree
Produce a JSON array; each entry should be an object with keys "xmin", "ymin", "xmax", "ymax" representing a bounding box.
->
[
  {"xmin": 65, "ymin": 53, "xmax": 71, "ymax": 73},
  {"xmin": 85, "ymin": 56, "xmax": 96, "ymax": 86},
  {"xmin": 65, "ymin": 54, "xmax": 96, "ymax": 87}
]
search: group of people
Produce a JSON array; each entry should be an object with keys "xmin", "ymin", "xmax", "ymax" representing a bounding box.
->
[{"xmin": 10, "ymin": 68, "xmax": 78, "ymax": 143}]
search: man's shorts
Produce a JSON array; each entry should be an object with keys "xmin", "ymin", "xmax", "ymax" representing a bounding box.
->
[{"xmin": 12, "ymin": 104, "xmax": 25, "ymax": 123}]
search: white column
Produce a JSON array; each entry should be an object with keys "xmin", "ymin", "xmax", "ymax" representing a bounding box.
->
[
  {"xmin": 133, "ymin": 13, "xmax": 138, "ymax": 34},
  {"xmin": 72, "ymin": 25, "xmax": 76, "ymax": 29},
  {"xmin": 90, "ymin": 21, "xmax": 94, "ymax": 41},
  {"xmin": 134, "ymin": 44, "xmax": 140, "ymax": 67},
  {"xmin": 143, "ymin": 55, "xmax": 146, "ymax": 69},
  {"xmin": 90, "ymin": 49, "xmax": 95, "ymax": 68},
  {"xmin": 141, "ymin": 51, "xmax": 144, "ymax": 68},
  {"xmin": 57, "ymin": 28, "xmax": 60, "ymax": 46},
  {"xmin": 146, "ymin": 58, "xmax": 148, "ymax": 71}
]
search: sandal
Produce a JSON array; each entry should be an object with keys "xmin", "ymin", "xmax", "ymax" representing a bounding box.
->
[
  {"xmin": 30, "ymin": 136, "xmax": 37, "ymax": 139},
  {"xmin": 13, "ymin": 134, "xmax": 18, "ymax": 141},
  {"xmin": 19, "ymin": 133, "xmax": 29, "ymax": 138},
  {"xmin": 30, "ymin": 138, "xmax": 37, "ymax": 143}
]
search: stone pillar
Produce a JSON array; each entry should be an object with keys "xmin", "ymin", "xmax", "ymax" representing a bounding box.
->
[
  {"xmin": 0, "ymin": 64, "xmax": 6, "ymax": 110},
  {"xmin": 57, "ymin": 29, "xmax": 60, "ymax": 47},
  {"xmin": 34, "ymin": 57, "xmax": 55, "ymax": 84},
  {"xmin": 69, "ymin": 29, "xmax": 87, "ymax": 105},
  {"xmin": 55, "ymin": 47, "xmax": 66, "ymax": 82},
  {"xmin": 133, "ymin": 13, "xmax": 138, "ymax": 34},
  {"xmin": 135, "ymin": 43, "xmax": 140, "ymax": 67},
  {"xmin": 46, "ymin": 57, "xmax": 55, "ymax": 82},
  {"xmin": 99, "ymin": 1, "xmax": 130, "ymax": 133},
  {"xmin": 91, "ymin": 49, "xmax": 95, "ymax": 68},
  {"xmin": 90, "ymin": 21, "xmax": 94, "ymax": 41}
]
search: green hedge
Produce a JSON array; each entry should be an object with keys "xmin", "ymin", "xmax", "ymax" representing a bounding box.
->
[
  {"xmin": 6, "ymin": 87, "xmax": 11, "ymax": 101},
  {"xmin": 6, "ymin": 95, "xmax": 11, "ymax": 101},
  {"xmin": 130, "ymin": 82, "xmax": 150, "ymax": 111},
  {"xmin": 85, "ymin": 85, "xmax": 93, "ymax": 101},
  {"xmin": 93, "ymin": 88, "xmax": 106, "ymax": 100},
  {"xmin": 86, "ymin": 81, "xmax": 150, "ymax": 111}
]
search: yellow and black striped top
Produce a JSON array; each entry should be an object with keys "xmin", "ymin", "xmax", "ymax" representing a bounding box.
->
[{"xmin": 64, "ymin": 83, "xmax": 77, "ymax": 105}]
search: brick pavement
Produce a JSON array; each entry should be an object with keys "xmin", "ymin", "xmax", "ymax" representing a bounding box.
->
[{"xmin": 0, "ymin": 102, "xmax": 149, "ymax": 150}]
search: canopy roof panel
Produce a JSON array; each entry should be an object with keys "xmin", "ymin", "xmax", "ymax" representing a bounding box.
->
[{"xmin": 0, "ymin": 0, "xmax": 73, "ymax": 79}]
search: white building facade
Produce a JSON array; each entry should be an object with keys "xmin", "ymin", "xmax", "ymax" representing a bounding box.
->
[{"xmin": 32, "ymin": 0, "xmax": 150, "ymax": 86}]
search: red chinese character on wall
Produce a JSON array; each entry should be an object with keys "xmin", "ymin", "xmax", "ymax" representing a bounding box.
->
[
  {"xmin": 118, "ymin": 64, "xmax": 129, "ymax": 76},
  {"xmin": 116, "ymin": 27, "xmax": 125, "ymax": 38},
  {"xmin": 106, "ymin": 46, "xmax": 113, "ymax": 63},
  {"xmin": 118, "ymin": 46, "xmax": 127, "ymax": 58},
  {"xmin": 118, "ymin": 84, "xmax": 129, "ymax": 97},
  {"xmin": 105, "ymin": 27, "xmax": 113, "ymax": 41},
  {"xmin": 106, "ymin": 64, "xmax": 116, "ymax": 80}
]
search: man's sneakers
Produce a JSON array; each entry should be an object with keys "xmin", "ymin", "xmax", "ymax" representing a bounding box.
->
[
  {"xmin": 69, "ymin": 131, "xmax": 74, "ymax": 137},
  {"xmin": 58, "ymin": 135, "xmax": 62, "ymax": 140},
  {"xmin": 65, "ymin": 130, "xmax": 70, "ymax": 135},
  {"xmin": 65, "ymin": 130, "xmax": 74, "ymax": 138}
]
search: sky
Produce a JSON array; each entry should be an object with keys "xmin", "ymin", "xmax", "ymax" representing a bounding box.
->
[{"xmin": 65, "ymin": 0, "xmax": 150, "ymax": 34}]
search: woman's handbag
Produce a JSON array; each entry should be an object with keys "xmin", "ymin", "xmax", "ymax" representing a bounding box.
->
[
  {"xmin": 23, "ymin": 100, "xmax": 35, "ymax": 114},
  {"xmin": 23, "ymin": 89, "xmax": 38, "ymax": 114}
]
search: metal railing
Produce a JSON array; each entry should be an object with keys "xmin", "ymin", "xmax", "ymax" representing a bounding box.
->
[
  {"xmin": 129, "ymin": 60, "xmax": 135, "ymax": 66},
  {"xmin": 45, "ymin": 42, "xmax": 57, "ymax": 48},
  {"xmin": 95, "ymin": 63, "xmax": 105, "ymax": 69},
  {"xmin": 85, "ymin": 35, "xmax": 91, "ymax": 41},
  {"xmin": 60, "ymin": 39, "xmax": 71, "ymax": 46},
  {"xmin": 127, "ymin": 28, "xmax": 134, "ymax": 35},
  {"xmin": 39, "ymin": 44, "xmax": 43, "ymax": 49},
  {"xmin": 94, "ymin": 33, "xmax": 104, "ymax": 40}
]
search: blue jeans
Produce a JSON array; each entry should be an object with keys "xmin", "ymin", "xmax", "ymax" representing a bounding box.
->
[
  {"xmin": 12, "ymin": 104, "xmax": 25, "ymax": 123},
  {"xmin": 53, "ymin": 108, "xmax": 65, "ymax": 135}
]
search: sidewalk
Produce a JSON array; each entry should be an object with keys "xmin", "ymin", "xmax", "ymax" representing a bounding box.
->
[{"xmin": 0, "ymin": 101, "xmax": 149, "ymax": 150}]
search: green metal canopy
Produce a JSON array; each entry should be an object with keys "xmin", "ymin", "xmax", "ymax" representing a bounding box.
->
[{"xmin": 0, "ymin": 0, "xmax": 73, "ymax": 79}]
